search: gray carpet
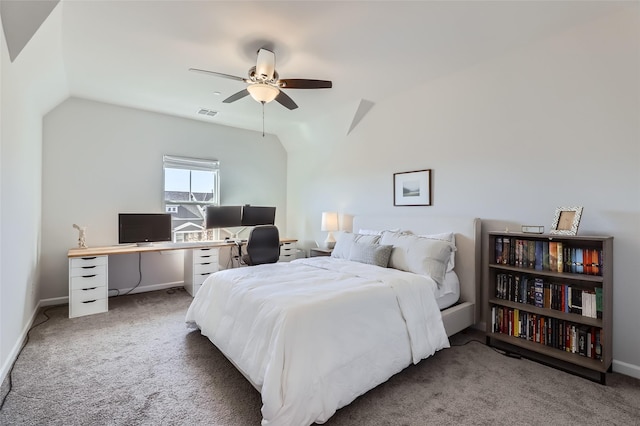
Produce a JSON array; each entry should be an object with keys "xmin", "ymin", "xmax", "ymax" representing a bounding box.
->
[{"xmin": 1, "ymin": 289, "xmax": 639, "ymax": 425}]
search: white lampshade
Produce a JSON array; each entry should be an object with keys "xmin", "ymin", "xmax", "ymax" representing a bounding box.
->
[
  {"xmin": 321, "ymin": 212, "xmax": 339, "ymax": 249},
  {"xmin": 247, "ymin": 83, "xmax": 279, "ymax": 103}
]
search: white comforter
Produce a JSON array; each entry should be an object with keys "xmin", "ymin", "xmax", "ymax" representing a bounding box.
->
[{"xmin": 185, "ymin": 257, "xmax": 450, "ymax": 426}]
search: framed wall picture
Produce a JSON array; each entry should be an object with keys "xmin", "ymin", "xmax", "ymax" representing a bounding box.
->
[
  {"xmin": 393, "ymin": 169, "xmax": 432, "ymax": 206},
  {"xmin": 550, "ymin": 206, "xmax": 583, "ymax": 235}
]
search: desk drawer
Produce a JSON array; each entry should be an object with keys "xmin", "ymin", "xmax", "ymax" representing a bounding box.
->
[
  {"xmin": 194, "ymin": 262, "xmax": 218, "ymax": 275},
  {"xmin": 279, "ymin": 242, "xmax": 297, "ymax": 262},
  {"xmin": 69, "ymin": 265, "xmax": 107, "ymax": 278},
  {"xmin": 72, "ymin": 286, "xmax": 106, "ymax": 302},
  {"xmin": 193, "ymin": 248, "xmax": 219, "ymax": 262},
  {"xmin": 70, "ymin": 256, "xmax": 107, "ymax": 268},
  {"xmin": 185, "ymin": 247, "xmax": 222, "ymax": 297},
  {"xmin": 193, "ymin": 272, "xmax": 214, "ymax": 285},
  {"xmin": 70, "ymin": 273, "xmax": 107, "ymax": 290},
  {"xmin": 70, "ymin": 297, "xmax": 107, "ymax": 318}
]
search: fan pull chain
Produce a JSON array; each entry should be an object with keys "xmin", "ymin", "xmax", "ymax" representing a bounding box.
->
[{"xmin": 262, "ymin": 101, "xmax": 265, "ymax": 137}]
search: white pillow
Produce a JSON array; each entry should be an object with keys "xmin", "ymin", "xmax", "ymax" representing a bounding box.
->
[
  {"xmin": 348, "ymin": 242, "xmax": 393, "ymax": 267},
  {"xmin": 331, "ymin": 232, "xmax": 381, "ymax": 259},
  {"xmin": 379, "ymin": 231, "xmax": 456, "ymax": 287},
  {"xmin": 419, "ymin": 232, "xmax": 456, "ymax": 272}
]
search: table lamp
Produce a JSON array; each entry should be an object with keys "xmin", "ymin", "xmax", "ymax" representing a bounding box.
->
[{"xmin": 321, "ymin": 211, "xmax": 339, "ymax": 249}]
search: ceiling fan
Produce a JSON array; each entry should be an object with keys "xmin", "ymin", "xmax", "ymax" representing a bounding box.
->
[{"xmin": 189, "ymin": 48, "xmax": 332, "ymax": 110}]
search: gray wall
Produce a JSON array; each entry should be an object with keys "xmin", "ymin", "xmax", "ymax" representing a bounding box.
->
[
  {"xmin": 283, "ymin": 8, "xmax": 640, "ymax": 377},
  {"xmin": 0, "ymin": 4, "xmax": 67, "ymax": 382},
  {"xmin": 41, "ymin": 98, "xmax": 287, "ymax": 300}
]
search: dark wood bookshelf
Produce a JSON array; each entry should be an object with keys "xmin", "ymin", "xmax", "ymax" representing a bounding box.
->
[{"xmin": 485, "ymin": 231, "xmax": 613, "ymax": 384}]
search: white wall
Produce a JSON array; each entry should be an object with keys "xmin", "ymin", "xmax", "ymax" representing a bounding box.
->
[
  {"xmin": 41, "ymin": 98, "xmax": 287, "ymax": 300},
  {"xmin": 0, "ymin": 6, "xmax": 68, "ymax": 382},
  {"xmin": 285, "ymin": 8, "xmax": 640, "ymax": 376}
]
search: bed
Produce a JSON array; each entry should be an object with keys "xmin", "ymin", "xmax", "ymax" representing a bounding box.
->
[{"xmin": 185, "ymin": 216, "xmax": 480, "ymax": 426}]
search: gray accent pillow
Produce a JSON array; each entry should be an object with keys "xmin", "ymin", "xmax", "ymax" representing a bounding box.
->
[
  {"xmin": 348, "ymin": 242, "xmax": 393, "ymax": 267},
  {"xmin": 331, "ymin": 232, "xmax": 381, "ymax": 259}
]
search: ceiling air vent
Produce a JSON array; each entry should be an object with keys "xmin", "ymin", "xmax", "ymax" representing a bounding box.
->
[{"xmin": 197, "ymin": 108, "xmax": 218, "ymax": 117}]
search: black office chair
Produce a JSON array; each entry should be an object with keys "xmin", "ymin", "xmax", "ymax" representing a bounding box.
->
[{"xmin": 242, "ymin": 225, "xmax": 281, "ymax": 266}]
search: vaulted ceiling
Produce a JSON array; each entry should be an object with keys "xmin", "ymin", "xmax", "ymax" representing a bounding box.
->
[{"xmin": 2, "ymin": 1, "xmax": 628, "ymax": 138}]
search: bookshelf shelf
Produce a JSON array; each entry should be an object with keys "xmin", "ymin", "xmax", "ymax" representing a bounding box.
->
[
  {"xmin": 488, "ymin": 263, "xmax": 604, "ymax": 283},
  {"xmin": 485, "ymin": 231, "xmax": 613, "ymax": 384},
  {"xmin": 487, "ymin": 298, "xmax": 603, "ymax": 328}
]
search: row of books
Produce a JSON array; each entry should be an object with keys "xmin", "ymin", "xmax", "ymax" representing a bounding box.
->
[
  {"xmin": 490, "ymin": 306, "xmax": 603, "ymax": 360},
  {"xmin": 494, "ymin": 237, "xmax": 603, "ymax": 276},
  {"xmin": 494, "ymin": 273, "xmax": 602, "ymax": 319}
]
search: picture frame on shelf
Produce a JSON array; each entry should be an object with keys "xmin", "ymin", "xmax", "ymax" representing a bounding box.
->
[
  {"xmin": 393, "ymin": 169, "xmax": 431, "ymax": 206},
  {"xmin": 550, "ymin": 206, "xmax": 583, "ymax": 235}
]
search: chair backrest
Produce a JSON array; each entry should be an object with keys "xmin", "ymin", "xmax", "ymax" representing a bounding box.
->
[{"xmin": 246, "ymin": 225, "xmax": 280, "ymax": 265}]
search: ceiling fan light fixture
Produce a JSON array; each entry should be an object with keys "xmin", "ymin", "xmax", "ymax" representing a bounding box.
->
[{"xmin": 247, "ymin": 83, "xmax": 279, "ymax": 103}]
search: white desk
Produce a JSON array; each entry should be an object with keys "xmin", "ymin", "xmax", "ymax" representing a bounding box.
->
[{"xmin": 67, "ymin": 239, "xmax": 297, "ymax": 318}]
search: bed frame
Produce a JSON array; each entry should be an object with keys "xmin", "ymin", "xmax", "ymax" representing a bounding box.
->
[{"xmin": 352, "ymin": 215, "xmax": 481, "ymax": 336}]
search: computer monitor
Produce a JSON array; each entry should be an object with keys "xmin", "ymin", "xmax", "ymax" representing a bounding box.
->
[
  {"xmin": 118, "ymin": 213, "xmax": 172, "ymax": 245},
  {"xmin": 205, "ymin": 205, "xmax": 243, "ymax": 229},
  {"xmin": 241, "ymin": 206, "xmax": 276, "ymax": 226}
]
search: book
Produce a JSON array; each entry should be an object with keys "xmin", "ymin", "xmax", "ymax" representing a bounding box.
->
[
  {"xmin": 592, "ymin": 249, "xmax": 601, "ymax": 276},
  {"xmin": 503, "ymin": 238, "xmax": 510, "ymax": 265},
  {"xmin": 549, "ymin": 242, "xmax": 557, "ymax": 271},
  {"xmin": 595, "ymin": 287, "xmax": 603, "ymax": 319},
  {"xmin": 542, "ymin": 241, "xmax": 550, "ymax": 271},
  {"xmin": 594, "ymin": 329, "xmax": 602, "ymax": 360},
  {"xmin": 534, "ymin": 278, "xmax": 544, "ymax": 308},
  {"xmin": 516, "ymin": 239, "xmax": 523, "ymax": 267},
  {"xmin": 556, "ymin": 242, "xmax": 563, "ymax": 272},
  {"xmin": 527, "ymin": 241, "xmax": 536, "ymax": 268},
  {"xmin": 578, "ymin": 326, "xmax": 587, "ymax": 356},
  {"xmin": 583, "ymin": 248, "xmax": 592, "ymax": 275},
  {"xmin": 575, "ymin": 248, "xmax": 584, "ymax": 274},
  {"xmin": 491, "ymin": 306, "xmax": 496, "ymax": 332},
  {"xmin": 570, "ymin": 289, "xmax": 583, "ymax": 315},
  {"xmin": 495, "ymin": 237, "xmax": 503, "ymax": 264},
  {"xmin": 535, "ymin": 241, "xmax": 543, "ymax": 270},
  {"xmin": 543, "ymin": 282, "xmax": 551, "ymax": 309}
]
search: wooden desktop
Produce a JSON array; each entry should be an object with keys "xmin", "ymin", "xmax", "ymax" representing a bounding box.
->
[{"xmin": 67, "ymin": 239, "xmax": 297, "ymax": 318}]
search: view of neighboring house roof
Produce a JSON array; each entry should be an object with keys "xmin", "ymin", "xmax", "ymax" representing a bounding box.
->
[{"xmin": 173, "ymin": 222, "xmax": 204, "ymax": 233}]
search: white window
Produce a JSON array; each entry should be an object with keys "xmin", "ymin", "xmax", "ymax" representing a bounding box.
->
[{"xmin": 163, "ymin": 155, "xmax": 220, "ymax": 242}]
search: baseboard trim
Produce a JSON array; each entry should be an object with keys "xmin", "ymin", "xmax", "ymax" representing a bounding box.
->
[
  {"xmin": 612, "ymin": 359, "xmax": 640, "ymax": 380},
  {"xmin": 0, "ymin": 300, "xmax": 43, "ymax": 386},
  {"xmin": 40, "ymin": 296, "xmax": 67, "ymax": 307}
]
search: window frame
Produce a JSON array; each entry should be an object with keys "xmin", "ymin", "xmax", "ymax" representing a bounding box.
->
[{"xmin": 163, "ymin": 155, "xmax": 220, "ymax": 242}]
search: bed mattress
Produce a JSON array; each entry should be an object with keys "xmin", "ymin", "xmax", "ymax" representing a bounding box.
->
[{"xmin": 186, "ymin": 257, "xmax": 450, "ymax": 426}]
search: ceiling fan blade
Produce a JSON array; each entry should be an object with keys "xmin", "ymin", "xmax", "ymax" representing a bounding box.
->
[
  {"xmin": 275, "ymin": 91, "xmax": 298, "ymax": 110},
  {"xmin": 255, "ymin": 48, "xmax": 276, "ymax": 80},
  {"xmin": 223, "ymin": 89, "xmax": 250, "ymax": 103},
  {"xmin": 278, "ymin": 79, "xmax": 332, "ymax": 89},
  {"xmin": 189, "ymin": 68, "xmax": 247, "ymax": 82}
]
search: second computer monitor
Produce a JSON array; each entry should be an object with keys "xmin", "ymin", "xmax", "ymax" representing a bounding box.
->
[
  {"xmin": 205, "ymin": 205, "xmax": 243, "ymax": 229},
  {"xmin": 241, "ymin": 206, "xmax": 276, "ymax": 226}
]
